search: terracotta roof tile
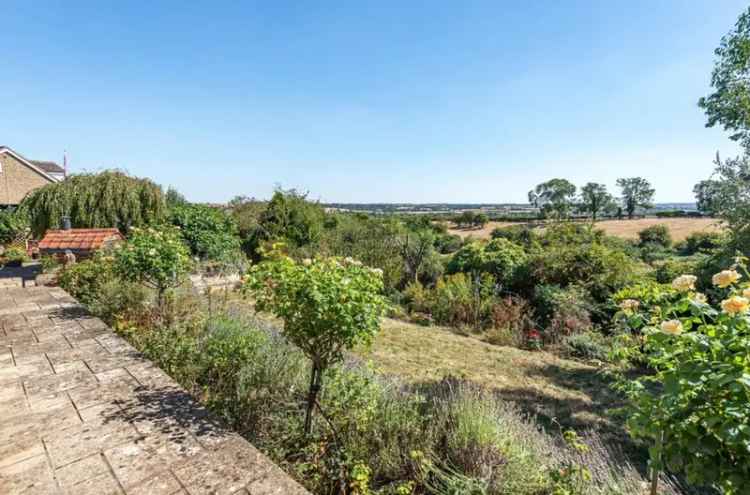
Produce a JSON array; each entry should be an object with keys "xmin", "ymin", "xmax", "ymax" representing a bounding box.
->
[{"xmin": 38, "ymin": 228, "xmax": 124, "ymax": 252}]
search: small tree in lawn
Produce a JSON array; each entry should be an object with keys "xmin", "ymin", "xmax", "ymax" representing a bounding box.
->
[
  {"xmin": 244, "ymin": 248, "xmax": 387, "ymax": 435},
  {"xmin": 113, "ymin": 227, "xmax": 192, "ymax": 306}
]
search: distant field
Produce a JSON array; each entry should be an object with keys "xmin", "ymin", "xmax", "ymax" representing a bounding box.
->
[{"xmin": 447, "ymin": 217, "xmax": 723, "ymax": 242}]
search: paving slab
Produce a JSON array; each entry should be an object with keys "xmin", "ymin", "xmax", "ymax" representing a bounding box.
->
[{"xmin": 0, "ymin": 285, "xmax": 309, "ymax": 494}]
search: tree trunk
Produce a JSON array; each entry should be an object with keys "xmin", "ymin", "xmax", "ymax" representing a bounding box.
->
[{"xmin": 304, "ymin": 363, "xmax": 323, "ymax": 435}]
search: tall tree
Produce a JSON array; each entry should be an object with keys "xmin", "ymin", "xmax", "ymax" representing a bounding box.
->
[
  {"xmin": 579, "ymin": 182, "xmax": 615, "ymax": 222},
  {"xmin": 20, "ymin": 171, "xmax": 166, "ymax": 237},
  {"xmin": 616, "ymin": 177, "xmax": 655, "ymax": 219},
  {"xmin": 528, "ymin": 178, "xmax": 577, "ymax": 219},
  {"xmin": 699, "ymin": 6, "xmax": 750, "ymax": 151},
  {"xmin": 396, "ymin": 228, "xmax": 435, "ymax": 283},
  {"xmin": 695, "ymin": 153, "xmax": 750, "ymax": 238}
]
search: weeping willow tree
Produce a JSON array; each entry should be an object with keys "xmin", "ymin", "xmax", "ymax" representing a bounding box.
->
[{"xmin": 20, "ymin": 170, "xmax": 166, "ymax": 237}]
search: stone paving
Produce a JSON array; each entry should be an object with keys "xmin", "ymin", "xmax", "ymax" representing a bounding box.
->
[{"xmin": 0, "ymin": 284, "xmax": 309, "ymax": 495}]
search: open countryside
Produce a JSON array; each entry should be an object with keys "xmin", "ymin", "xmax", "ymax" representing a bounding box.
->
[
  {"xmin": 3, "ymin": 3, "xmax": 750, "ymax": 495},
  {"xmin": 448, "ymin": 217, "xmax": 724, "ymax": 242}
]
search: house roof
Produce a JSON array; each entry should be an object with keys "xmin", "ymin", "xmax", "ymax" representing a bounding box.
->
[
  {"xmin": 0, "ymin": 146, "xmax": 63, "ymax": 182},
  {"xmin": 38, "ymin": 228, "xmax": 123, "ymax": 252},
  {"xmin": 29, "ymin": 160, "xmax": 64, "ymax": 174}
]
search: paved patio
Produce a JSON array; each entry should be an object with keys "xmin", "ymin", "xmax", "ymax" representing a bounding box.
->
[{"xmin": 0, "ymin": 284, "xmax": 308, "ymax": 495}]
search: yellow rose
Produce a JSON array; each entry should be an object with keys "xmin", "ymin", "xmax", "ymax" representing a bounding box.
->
[
  {"xmin": 691, "ymin": 292, "xmax": 707, "ymax": 304},
  {"xmin": 721, "ymin": 296, "xmax": 750, "ymax": 315},
  {"xmin": 671, "ymin": 275, "xmax": 697, "ymax": 292},
  {"xmin": 712, "ymin": 270, "xmax": 741, "ymax": 288},
  {"xmin": 660, "ymin": 320, "xmax": 683, "ymax": 335},
  {"xmin": 743, "ymin": 288, "xmax": 750, "ymax": 299},
  {"xmin": 619, "ymin": 299, "xmax": 640, "ymax": 311}
]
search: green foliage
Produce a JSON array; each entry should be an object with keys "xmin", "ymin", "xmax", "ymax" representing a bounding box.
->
[
  {"xmin": 113, "ymin": 227, "xmax": 192, "ymax": 299},
  {"xmin": 695, "ymin": 154, "xmax": 750, "ymax": 240},
  {"xmin": 679, "ymin": 231, "xmax": 724, "ymax": 255},
  {"xmin": 58, "ymin": 253, "xmax": 148, "ymax": 323},
  {"xmin": 1, "ymin": 246, "xmax": 28, "ymax": 266},
  {"xmin": 320, "ymin": 215, "xmax": 404, "ymax": 292},
  {"xmin": 455, "ymin": 211, "xmax": 488, "ymax": 228},
  {"xmin": 169, "ymin": 203, "xmax": 240, "ymax": 260},
  {"xmin": 533, "ymin": 285, "xmax": 593, "ymax": 340},
  {"xmin": 528, "ymin": 178, "xmax": 577, "ymax": 219},
  {"xmin": 638, "ymin": 224, "xmax": 672, "ymax": 248},
  {"xmin": 653, "ymin": 255, "xmax": 705, "ymax": 284},
  {"xmin": 562, "ymin": 332, "xmax": 610, "ymax": 362},
  {"xmin": 528, "ymin": 224, "xmax": 642, "ymax": 305},
  {"xmin": 246, "ymin": 253, "xmax": 386, "ymax": 371},
  {"xmin": 260, "ymin": 189, "xmax": 325, "ymax": 249},
  {"xmin": 0, "ymin": 208, "xmax": 29, "ymax": 244},
  {"xmin": 447, "ymin": 239, "xmax": 527, "ymax": 287},
  {"xmin": 245, "ymin": 251, "xmax": 387, "ymax": 434},
  {"xmin": 165, "ymin": 186, "xmax": 187, "ymax": 207},
  {"xmin": 616, "ymin": 177, "xmax": 655, "ymax": 219},
  {"xmin": 699, "ymin": 5, "xmax": 750, "ymax": 151},
  {"xmin": 579, "ymin": 182, "xmax": 615, "ymax": 221},
  {"xmin": 20, "ymin": 170, "xmax": 166, "ymax": 237},
  {"xmin": 620, "ymin": 264, "xmax": 750, "ymax": 494},
  {"xmin": 490, "ymin": 224, "xmax": 537, "ymax": 246}
]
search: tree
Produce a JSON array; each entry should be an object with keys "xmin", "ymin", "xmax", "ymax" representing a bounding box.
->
[
  {"xmin": 455, "ymin": 211, "xmax": 477, "ymax": 228},
  {"xmin": 20, "ymin": 171, "xmax": 166, "ymax": 237},
  {"xmin": 113, "ymin": 227, "xmax": 192, "ymax": 305},
  {"xmin": 616, "ymin": 177, "xmax": 655, "ymax": 219},
  {"xmin": 695, "ymin": 153, "xmax": 750, "ymax": 238},
  {"xmin": 396, "ymin": 229, "xmax": 435, "ymax": 283},
  {"xmin": 165, "ymin": 187, "xmax": 187, "ymax": 207},
  {"xmin": 578, "ymin": 182, "xmax": 615, "ymax": 222},
  {"xmin": 699, "ymin": 6, "xmax": 750, "ymax": 151},
  {"xmin": 693, "ymin": 177, "xmax": 723, "ymax": 215},
  {"xmin": 244, "ymin": 253, "xmax": 386, "ymax": 435},
  {"xmin": 528, "ymin": 178, "xmax": 577, "ymax": 219},
  {"xmin": 169, "ymin": 203, "xmax": 240, "ymax": 260},
  {"xmin": 474, "ymin": 212, "xmax": 489, "ymax": 228}
]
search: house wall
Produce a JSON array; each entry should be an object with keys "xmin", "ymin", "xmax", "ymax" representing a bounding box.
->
[{"xmin": 0, "ymin": 152, "xmax": 54, "ymax": 205}]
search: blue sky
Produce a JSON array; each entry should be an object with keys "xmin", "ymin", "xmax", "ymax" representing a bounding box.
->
[{"xmin": 1, "ymin": 1, "xmax": 747, "ymax": 203}]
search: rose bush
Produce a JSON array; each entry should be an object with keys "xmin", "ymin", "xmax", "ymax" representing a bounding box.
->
[{"xmin": 621, "ymin": 263, "xmax": 750, "ymax": 494}]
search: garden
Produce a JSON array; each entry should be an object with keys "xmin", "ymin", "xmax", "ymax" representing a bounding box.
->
[{"xmin": 3, "ymin": 9, "xmax": 750, "ymax": 494}]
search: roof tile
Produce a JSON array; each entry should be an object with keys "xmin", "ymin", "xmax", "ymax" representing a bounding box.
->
[{"xmin": 38, "ymin": 228, "xmax": 124, "ymax": 252}]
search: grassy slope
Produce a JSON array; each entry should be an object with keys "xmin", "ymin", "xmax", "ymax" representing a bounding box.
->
[{"xmin": 360, "ymin": 318, "xmax": 630, "ymax": 445}]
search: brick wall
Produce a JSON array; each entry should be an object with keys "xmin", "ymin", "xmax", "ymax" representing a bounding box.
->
[{"xmin": 0, "ymin": 152, "xmax": 55, "ymax": 205}]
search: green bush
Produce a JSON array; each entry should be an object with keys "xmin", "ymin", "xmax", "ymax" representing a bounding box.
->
[
  {"xmin": 653, "ymin": 255, "xmax": 705, "ymax": 284},
  {"xmin": 169, "ymin": 203, "xmax": 241, "ymax": 261},
  {"xmin": 0, "ymin": 209, "xmax": 29, "ymax": 244},
  {"xmin": 678, "ymin": 231, "xmax": 724, "ymax": 255},
  {"xmin": 562, "ymin": 332, "xmax": 609, "ymax": 361},
  {"xmin": 637, "ymin": 224, "xmax": 672, "ymax": 248},
  {"xmin": 447, "ymin": 239, "xmax": 527, "ymax": 287},
  {"xmin": 1, "ymin": 246, "xmax": 28, "ymax": 266},
  {"xmin": 113, "ymin": 227, "xmax": 192, "ymax": 302},
  {"xmin": 58, "ymin": 254, "xmax": 148, "ymax": 324},
  {"xmin": 490, "ymin": 224, "xmax": 536, "ymax": 246}
]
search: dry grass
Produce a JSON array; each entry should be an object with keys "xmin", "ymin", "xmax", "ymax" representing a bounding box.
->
[
  {"xmin": 360, "ymin": 319, "xmax": 627, "ymax": 437},
  {"xmin": 447, "ymin": 217, "xmax": 723, "ymax": 242}
]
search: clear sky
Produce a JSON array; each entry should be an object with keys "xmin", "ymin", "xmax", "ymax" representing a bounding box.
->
[{"xmin": 2, "ymin": 1, "xmax": 747, "ymax": 203}]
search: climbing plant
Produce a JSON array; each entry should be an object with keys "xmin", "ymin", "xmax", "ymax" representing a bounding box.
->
[{"xmin": 19, "ymin": 170, "xmax": 166, "ymax": 236}]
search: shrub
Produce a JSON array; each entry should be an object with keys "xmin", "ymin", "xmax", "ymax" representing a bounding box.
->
[
  {"xmin": 533, "ymin": 285, "xmax": 592, "ymax": 341},
  {"xmin": 58, "ymin": 254, "xmax": 148, "ymax": 324},
  {"xmin": 435, "ymin": 233, "xmax": 464, "ymax": 254},
  {"xmin": 621, "ymin": 264, "xmax": 750, "ymax": 494},
  {"xmin": 447, "ymin": 239, "xmax": 527, "ymax": 287},
  {"xmin": 562, "ymin": 332, "xmax": 609, "ymax": 362},
  {"xmin": 244, "ymin": 252, "xmax": 387, "ymax": 434},
  {"xmin": 169, "ymin": 203, "xmax": 241, "ymax": 261},
  {"xmin": 638, "ymin": 224, "xmax": 672, "ymax": 248},
  {"xmin": 1, "ymin": 246, "xmax": 28, "ymax": 266},
  {"xmin": 490, "ymin": 224, "xmax": 536, "ymax": 246},
  {"xmin": 0, "ymin": 209, "xmax": 29, "ymax": 244},
  {"xmin": 113, "ymin": 227, "xmax": 192, "ymax": 303},
  {"xmin": 679, "ymin": 231, "xmax": 724, "ymax": 255},
  {"xmin": 653, "ymin": 255, "xmax": 705, "ymax": 284}
]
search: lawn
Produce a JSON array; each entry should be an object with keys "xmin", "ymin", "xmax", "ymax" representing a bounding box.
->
[
  {"xmin": 360, "ymin": 319, "xmax": 629, "ymax": 442},
  {"xmin": 447, "ymin": 217, "xmax": 722, "ymax": 242}
]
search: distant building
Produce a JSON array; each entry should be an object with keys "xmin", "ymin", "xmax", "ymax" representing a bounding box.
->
[{"xmin": 0, "ymin": 146, "xmax": 65, "ymax": 206}]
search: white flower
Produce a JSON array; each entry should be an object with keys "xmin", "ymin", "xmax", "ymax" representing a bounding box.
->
[
  {"xmin": 721, "ymin": 296, "xmax": 749, "ymax": 315},
  {"xmin": 302, "ymin": 258, "xmax": 312, "ymax": 266},
  {"xmin": 619, "ymin": 299, "xmax": 640, "ymax": 311}
]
